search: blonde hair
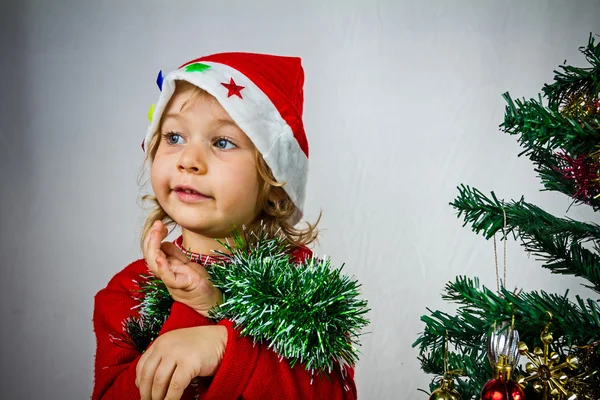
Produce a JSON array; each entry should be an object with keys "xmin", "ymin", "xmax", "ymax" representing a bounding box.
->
[{"xmin": 138, "ymin": 81, "xmax": 320, "ymax": 252}]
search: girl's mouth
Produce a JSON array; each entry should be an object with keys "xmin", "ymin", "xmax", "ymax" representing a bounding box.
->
[{"xmin": 173, "ymin": 188, "xmax": 212, "ymax": 203}]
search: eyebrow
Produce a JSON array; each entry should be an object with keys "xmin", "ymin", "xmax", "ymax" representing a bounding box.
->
[
  {"xmin": 213, "ymin": 118, "xmax": 238, "ymax": 129},
  {"xmin": 162, "ymin": 113, "xmax": 236, "ymax": 126},
  {"xmin": 161, "ymin": 112, "xmax": 243, "ymax": 140},
  {"xmin": 162, "ymin": 113, "xmax": 183, "ymax": 121}
]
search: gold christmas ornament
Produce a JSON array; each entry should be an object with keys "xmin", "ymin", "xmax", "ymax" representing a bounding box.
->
[
  {"xmin": 429, "ymin": 331, "xmax": 462, "ymax": 400},
  {"xmin": 429, "ymin": 377, "xmax": 461, "ymax": 400},
  {"xmin": 516, "ymin": 316, "xmax": 579, "ymax": 400},
  {"xmin": 564, "ymin": 339, "xmax": 600, "ymax": 400},
  {"xmin": 590, "ymin": 145, "xmax": 600, "ymax": 163},
  {"xmin": 560, "ymin": 92, "xmax": 600, "ymax": 120}
]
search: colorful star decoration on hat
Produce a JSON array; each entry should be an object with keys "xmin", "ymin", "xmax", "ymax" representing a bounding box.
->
[
  {"xmin": 147, "ymin": 103, "xmax": 155, "ymax": 122},
  {"xmin": 156, "ymin": 71, "xmax": 164, "ymax": 91},
  {"xmin": 221, "ymin": 78, "xmax": 245, "ymax": 99},
  {"xmin": 185, "ymin": 62, "xmax": 211, "ymax": 73}
]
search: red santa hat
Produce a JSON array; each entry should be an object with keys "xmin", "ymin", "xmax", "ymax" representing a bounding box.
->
[{"xmin": 144, "ymin": 52, "xmax": 309, "ymax": 224}]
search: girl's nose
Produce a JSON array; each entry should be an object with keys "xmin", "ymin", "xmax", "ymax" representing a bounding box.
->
[{"xmin": 177, "ymin": 145, "xmax": 208, "ymax": 174}]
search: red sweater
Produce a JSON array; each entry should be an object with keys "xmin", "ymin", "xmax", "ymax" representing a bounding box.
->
[{"xmin": 92, "ymin": 246, "xmax": 358, "ymax": 400}]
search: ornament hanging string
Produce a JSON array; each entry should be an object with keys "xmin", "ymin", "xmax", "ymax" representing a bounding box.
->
[
  {"xmin": 443, "ymin": 329, "xmax": 463, "ymax": 378},
  {"xmin": 493, "ymin": 209, "xmax": 508, "ymax": 292},
  {"xmin": 444, "ymin": 330, "xmax": 449, "ymax": 376}
]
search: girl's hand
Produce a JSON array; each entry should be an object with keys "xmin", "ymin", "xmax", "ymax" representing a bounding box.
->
[
  {"xmin": 144, "ymin": 221, "xmax": 223, "ymax": 316},
  {"xmin": 135, "ymin": 326, "xmax": 228, "ymax": 400}
]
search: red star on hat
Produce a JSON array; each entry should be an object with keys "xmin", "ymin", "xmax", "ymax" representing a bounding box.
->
[{"xmin": 221, "ymin": 78, "xmax": 245, "ymax": 99}]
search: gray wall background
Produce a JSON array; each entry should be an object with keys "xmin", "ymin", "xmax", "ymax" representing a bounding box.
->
[{"xmin": 1, "ymin": 1, "xmax": 599, "ymax": 399}]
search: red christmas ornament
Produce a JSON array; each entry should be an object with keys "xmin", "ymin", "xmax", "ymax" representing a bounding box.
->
[
  {"xmin": 221, "ymin": 77, "xmax": 245, "ymax": 98},
  {"xmin": 480, "ymin": 374, "xmax": 525, "ymax": 400}
]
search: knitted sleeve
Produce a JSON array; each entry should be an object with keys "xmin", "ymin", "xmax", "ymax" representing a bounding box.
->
[
  {"xmin": 201, "ymin": 319, "xmax": 358, "ymax": 400},
  {"xmin": 91, "ymin": 259, "xmax": 214, "ymax": 400}
]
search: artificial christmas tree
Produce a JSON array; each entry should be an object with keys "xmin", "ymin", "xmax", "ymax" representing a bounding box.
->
[{"xmin": 414, "ymin": 34, "xmax": 600, "ymax": 400}]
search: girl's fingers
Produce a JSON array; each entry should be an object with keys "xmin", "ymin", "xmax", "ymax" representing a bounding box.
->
[
  {"xmin": 143, "ymin": 221, "xmax": 162, "ymax": 257},
  {"xmin": 135, "ymin": 346, "xmax": 153, "ymax": 388},
  {"xmin": 144, "ymin": 225, "xmax": 162, "ymax": 273},
  {"xmin": 155, "ymin": 221, "xmax": 168, "ymax": 245},
  {"xmin": 159, "ymin": 258, "xmax": 189, "ymax": 289},
  {"xmin": 158, "ymin": 259, "xmax": 193, "ymax": 289},
  {"xmin": 151, "ymin": 359, "xmax": 177, "ymax": 400},
  {"xmin": 156, "ymin": 256, "xmax": 173, "ymax": 282},
  {"xmin": 138, "ymin": 353, "xmax": 162, "ymax": 400},
  {"xmin": 143, "ymin": 228, "xmax": 152, "ymax": 256},
  {"xmin": 188, "ymin": 262, "xmax": 210, "ymax": 279},
  {"xmin": 146, "ymin": 225, "xmax": 169, "ymax": 276},
  {"xmin": 158, "ymin": 220, "xmax": 168, "ymax": 236},
  {"xmin": 163, "ymin": 365, "xmax": 192, "ymax": 400},
  {"xmin": 161, "ymin": 242, "xmax": 190, "ymax": 264}
]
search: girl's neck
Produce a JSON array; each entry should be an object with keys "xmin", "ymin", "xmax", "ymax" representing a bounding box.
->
[{"xmin": 180, "ymin": 229, "xmax": 232, "ymax": 256}]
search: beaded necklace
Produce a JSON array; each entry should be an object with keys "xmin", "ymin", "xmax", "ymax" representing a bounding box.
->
[{"xmin": 173, "ymin": 236, "xmax": 228, "ymax": 265}]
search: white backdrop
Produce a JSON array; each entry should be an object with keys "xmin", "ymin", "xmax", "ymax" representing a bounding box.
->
[{"xmin": 1, "ymin": 1, "xmax": 599, "ymax": 399}]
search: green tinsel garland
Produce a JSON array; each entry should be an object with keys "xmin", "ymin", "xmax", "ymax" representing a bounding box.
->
[{"xmin": 119, "ymin": 229, "xmax": 370, "ymax": 374}]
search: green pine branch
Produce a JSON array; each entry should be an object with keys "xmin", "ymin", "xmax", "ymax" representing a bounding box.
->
[
  {"xmin": 527, "ymin": 143, "xmax": 590, "ymax": 206},
  {"xmin": 499, "ymin": 34, "xmax": 600, "ymax": 208},
  {"xmin": 522, "ymin": 228, "xmax": 600, "ymax": 294},
  {"xmin": 418, "ymin": 348, "xmax": 489, "ymax": 400},
  {"xmin": 413, "ymin": 276, "xmax": 600, "ymax": 398},
  {"xmin": 451, "ymin": 185, "xmax": 600, "ymax": 292},
  {"xmin": 500, "ymin": 91, "xmax": 600, "ymax": 209},
  {"xmin": 446, "ymin": 277, "xmax": 600, "ymax": 343},
  {"xmin": 501, "ymin": 34, "xmax": 600, "ymax": 155},
  {"xmin": 414, "ymin": 277, "xmax": 600, "ymax": 352},
  {"xmin": 501, "ymin": 92, "xmax": 600, "ymax": 158},
  {"xmin": 452, "ymin": 184, "xmax": 600, "ymax": 241},
  {"xmin": 543, "ymin": 33, "xmax": 600, "ymax": 111}
]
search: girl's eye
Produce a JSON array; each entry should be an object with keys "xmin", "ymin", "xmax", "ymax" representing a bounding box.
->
[
  {"xmin": 163, "ymin": 132, "xmax": 184, "ymax": 145},
  {"xmin": 214, "ymin": 138, "xmax": 237, "ymax": 150}
]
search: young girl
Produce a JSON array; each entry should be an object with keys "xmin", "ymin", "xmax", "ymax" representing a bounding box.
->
[{"xmin": 92, "ymin": 52, "xmax": 358, "ymax": 400}]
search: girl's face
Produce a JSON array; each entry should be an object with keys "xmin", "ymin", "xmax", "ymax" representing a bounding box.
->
[{"xmin": 150, "ymin": 85, "xmax": 260, "ymax": 238}]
